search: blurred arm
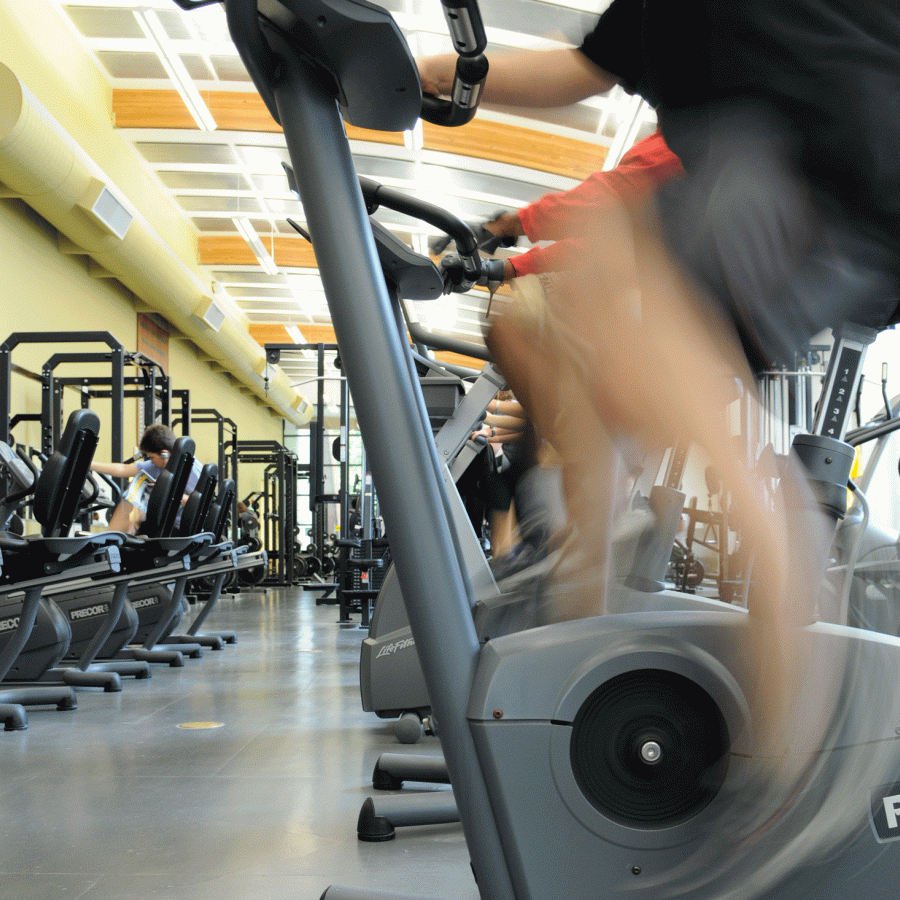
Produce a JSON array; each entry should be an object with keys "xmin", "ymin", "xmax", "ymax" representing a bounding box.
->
[{"xmin": 418, "ymin": 48, "xmax": 617, "ymax": 107}]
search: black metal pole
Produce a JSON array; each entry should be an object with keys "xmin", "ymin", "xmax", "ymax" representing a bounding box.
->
[{"xmin": 272, "ymin": 46, "xmax": 513, "ymax": 900}]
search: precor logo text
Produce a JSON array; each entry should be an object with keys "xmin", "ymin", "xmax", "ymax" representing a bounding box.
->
[{"xmin": 70, "ymin": 604, "xmax": 109, "ymax": 620}]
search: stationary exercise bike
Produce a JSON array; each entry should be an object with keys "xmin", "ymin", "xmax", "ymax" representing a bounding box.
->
[
  {"xmin": 356, "ymin": 196, "xmax": 698, "ymax": 747},
  {"xmin": 177, "ymin": 1, "xmax": 900, "ymax": 898}
]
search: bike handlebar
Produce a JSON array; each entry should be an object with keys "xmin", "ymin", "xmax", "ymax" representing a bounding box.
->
[{"xmin": 359, "ymin": 177, "xmax": 483, "ymax": 283}]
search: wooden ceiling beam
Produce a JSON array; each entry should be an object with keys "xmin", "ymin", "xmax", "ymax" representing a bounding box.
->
[
  {"xmin": 113, "ymin": 89, "xmax": 605, "ymax": 181},
  {"xmin": 249, "ymin": 323, "xmax": 336, "ymax": 346},
  {"xmin": 199, "ymin": 235, "xmax": 318, "ymax": 268},
  {"xmin": 421, "ymin": 119, "xmax": 605, "ymax": 182}
]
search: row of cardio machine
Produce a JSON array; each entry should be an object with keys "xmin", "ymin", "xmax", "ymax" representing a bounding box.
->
[
  {"xmin": 357, "ymin": 322, "xmax": 900, "ymax": 840},
  {"xmin": 0, "ymin": 408, "xmax": 266, "ymax": 730}
]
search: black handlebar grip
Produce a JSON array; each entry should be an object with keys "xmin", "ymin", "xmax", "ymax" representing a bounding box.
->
[
  {"xmin": 440, "ymin": 0, "xmax": 488, "ymax": 57},
  {"xmin": 420, "ymin": 93, "xmax": 468, "ymax": 127},
  {"xmin": 420, "ymin": 53, "xmax": 488, "ymax": 127},
  {"xmin": 452, "ymin": 54, "xmax": 489, "ymax": 109}
]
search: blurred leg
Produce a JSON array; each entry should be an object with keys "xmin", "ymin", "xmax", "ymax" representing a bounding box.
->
[
  {"xmin": 489, "ymin": 190, "xmax": 838, "ymax": 760},
  {"xmin": 488, "ymin": 504, "xmax": 518, "ymax": 557},
  {"xmin": 488, "ymin": 274, "xmax": 625, "ymax": 620}
]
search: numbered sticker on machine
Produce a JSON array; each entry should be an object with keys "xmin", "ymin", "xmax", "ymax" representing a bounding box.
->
[{"xmin": 871, "ymin": 783, "xmax": 900, "ymax": 842}]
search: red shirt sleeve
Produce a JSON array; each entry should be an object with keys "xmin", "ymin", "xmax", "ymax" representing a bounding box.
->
[
  {"xmin": 508, "ymin": 239, "xmax": 583, "ymax": 278},
  {"xmin": 517, "ymin": 129, "xmax": 683, "ymax": 246}
]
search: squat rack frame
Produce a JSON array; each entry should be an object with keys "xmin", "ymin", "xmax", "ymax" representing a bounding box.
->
[{"xmin": 0, "ymin": 331, "xmax": 125, "ymax": 463}]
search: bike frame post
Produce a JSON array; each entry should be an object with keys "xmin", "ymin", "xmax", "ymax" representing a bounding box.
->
[{"xmin": 271, "ymin": 42, "xmax": 516, "ymax": 900}]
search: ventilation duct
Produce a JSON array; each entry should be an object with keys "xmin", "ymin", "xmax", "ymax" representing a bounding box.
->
[{"xmin": 0, "ymin": 62, "xmax": 312, "ymax": 426}]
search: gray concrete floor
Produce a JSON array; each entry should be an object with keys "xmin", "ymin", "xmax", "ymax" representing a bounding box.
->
[{"xmin": 0, "ymin": 589, "xmax": 476, "ymax": 900}]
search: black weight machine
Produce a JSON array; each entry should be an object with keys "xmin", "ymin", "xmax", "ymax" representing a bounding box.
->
[
  {"xmin": 170, "ymin": 388, "xmax": 191, "ymax": 438},
  {"xmin": 231, "ymin": 439, "xmax": 299, "ymax": 586},
  {"xmin": 43, "ymin": 350, "xmax": 171, "ymax": 456},
  {"xmin": 0, "ymin": 331, "xmax": 127, "ymax": 463},
  {"xmin": 268, "ymin": 342, "xmax": 350, "ymax": 592},
  {"xmin": 268, "ymin": 342, "xmax": 388, "ymax": 622},
  {"xmin": 335, "ymin": 451, "xmax": 388, "ymax": 627}
]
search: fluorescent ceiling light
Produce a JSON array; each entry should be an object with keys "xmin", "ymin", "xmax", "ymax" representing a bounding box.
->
[
  {"xmin": 286, "ymin": 272, "xmax": 323, "ymax": 290},
  {"xmin": 285, "ymin": 274, "xmax": 330, "ymax": 321},
  {"xmin": 233, "ymin": 217, "xmax": 280, "ymax": 276},
  {"xmin": 238, "ymin": 146, "xmax": 287, "ymax": 173},
  {"xmin": 134, "ymin": 8, "xmax": 217, "ymax": 132},
  {"xmin": 404, "ymin": 121, "xmax": 424, "ymax": 153},
  {"xmin": 603, "ymin": 94, "xmax": 648, "ymax": 171},
  {"xmin": 419, "ymin": 296, "xmax": 458, "ymax": 331},
  {"xmin": 285, "ymin": 324, "xmax": 304, "ymax": 343}
]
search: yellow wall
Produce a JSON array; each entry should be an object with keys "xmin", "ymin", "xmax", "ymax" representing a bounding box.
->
[
  {"xmin": 0, "ymin": 197, "xmax": 282, "ymax": 497},
  {"xmin": 0, "ymin": 0, "xmax": 197, "ymax": 268},
  {"xmin": 0, "ymin": 0, "xmax": 311, "ymax": 425},
  {"xmin": 0, "ymin": 0, "xmax": 292, "ymax": 504}
]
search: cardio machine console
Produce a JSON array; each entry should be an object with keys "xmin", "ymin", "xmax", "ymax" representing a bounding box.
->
[
  {"xmin": 253, "ymin": 0, "xmax": 422, "ymax": 132},
  {"xmin": 0, "ymin": 441, "xmax": 35, "ymax": 491}
]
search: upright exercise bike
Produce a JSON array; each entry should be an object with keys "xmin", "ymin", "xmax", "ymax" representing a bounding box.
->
[{"xmin": 176, "ymin": 1, "xmax": 900, "ymax": 898}]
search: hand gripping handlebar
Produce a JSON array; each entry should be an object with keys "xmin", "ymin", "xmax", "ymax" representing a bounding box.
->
[{"xmin": 421, "ymin": 0, "xmax": 489, "ymax": 127}]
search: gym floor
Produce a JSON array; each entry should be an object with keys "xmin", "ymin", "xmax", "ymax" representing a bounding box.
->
[{"xmin": 0, "ymin": 590, "xmax": 476, "ymax": 900}]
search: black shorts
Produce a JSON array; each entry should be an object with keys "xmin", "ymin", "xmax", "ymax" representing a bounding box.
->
[
  {"xmin": 656, "ymin": 107, "xmax": 900, "ymax": 373},
  {"xmin": 482, "ymin": 436, "xmax": 536, "ymax": 513}
]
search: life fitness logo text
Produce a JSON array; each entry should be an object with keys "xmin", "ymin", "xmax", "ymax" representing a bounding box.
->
[
  {"xmin": 871, "ymin": 783, "xmax": 900, "ymax": 842},
  {"xmin": 376, "ymin": 637, "xmax": 415, "ymax": 659}
]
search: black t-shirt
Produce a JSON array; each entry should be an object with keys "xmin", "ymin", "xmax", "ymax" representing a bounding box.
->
[
  {"xmin": 579, "ymin": 0, "xmax": 900, "ymax": 244},
  {"xmin": 579, "ymin": 0, "xmax": 709, "ymax": 111},
  {"xmin": 580, "ymin": 0, "xmax": 900, "ymax": 114}
]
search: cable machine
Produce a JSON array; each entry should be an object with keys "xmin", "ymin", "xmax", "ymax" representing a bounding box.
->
[
  {"xmin": 266, "ymin": 342, "xmax": 353, "ymax": 596},
  {"xmin": 233, "ymin": 439, "xmax": 299, "ymax": 585}
]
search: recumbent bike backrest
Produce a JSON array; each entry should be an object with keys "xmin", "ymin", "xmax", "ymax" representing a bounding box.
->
[
  {"xmin": 177, "ymin": 463, "xmax": 218, "ymax": 537},
  {"xmin": 142, "ymin": 436, "xmax": 195, "ymax": 539},
  {"xmin": 33, "ymin": 409, "xmax": 100, "ymax": 539},
  {"xmin": 205, "ymin": 479, "xmax": 236, "ymax": 544}
]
